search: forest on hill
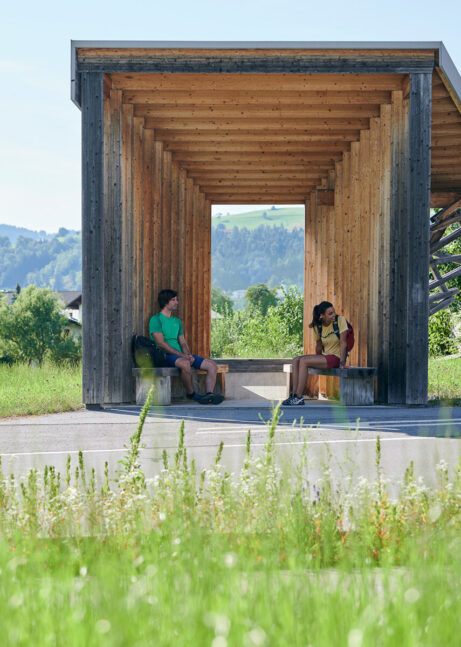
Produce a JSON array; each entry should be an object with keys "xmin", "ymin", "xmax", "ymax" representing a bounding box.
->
[{"xmin": 0, "ymin": 218, "xmax": 304, "ymax": 294}]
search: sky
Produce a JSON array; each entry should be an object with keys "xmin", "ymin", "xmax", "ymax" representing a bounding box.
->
[{"xmin": 1, "ymin": 0, "xmax": 461, "ymax": 233}]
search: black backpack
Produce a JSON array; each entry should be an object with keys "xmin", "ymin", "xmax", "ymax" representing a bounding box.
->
[{"xmin": 131, "ymin": 335, "xmax": 167, "ymax": 368}]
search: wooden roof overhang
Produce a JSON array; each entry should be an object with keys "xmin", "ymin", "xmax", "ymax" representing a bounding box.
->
[{"xmin": 72, "ymin": 41, "xmax": 461, "ymax": 204}]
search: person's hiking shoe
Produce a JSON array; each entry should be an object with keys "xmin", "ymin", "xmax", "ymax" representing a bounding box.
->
[
  {"xmin": 197, "ymin": 392, "xmax": 224, "ymax": 405},
  {"xmin": 282, "ymin": 395, "xmax": 305, "ymax": 406},
  {"xmin": 186, "ymin": 392, "xmax": 203, "ymax": 402},
  {"xmin": 197, "ymin": 392, "xmax": 214, "ymax": 404},
  {"xmin": 210, "ymin": 392, "xmax": 224, "ymax": 405}
]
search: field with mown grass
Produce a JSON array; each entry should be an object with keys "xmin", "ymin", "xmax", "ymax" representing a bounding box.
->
[
  {"xmin": 0, "ymin": 362, "xmax": 82, "ymax": 418},
  {"xmin": 0, "ymin": 394, "xmax": 460, "ymax": 646}
]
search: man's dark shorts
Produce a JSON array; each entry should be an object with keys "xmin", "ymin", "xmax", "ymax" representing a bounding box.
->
[{"xmin": 164, "ymin": 353, "xmax": 205, "ymax": 369}]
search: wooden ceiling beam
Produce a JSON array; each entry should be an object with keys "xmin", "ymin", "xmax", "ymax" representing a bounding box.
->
[
  {"xmin": 165, "ymin": 142, "xmax": 348, "ymax": 153},
  {"xmin": 198, "ymin": 180, "xmax": 317, "ymax": 187},
  {"xmin": 188, "ymin": 172, "xmax": 324, "ymax": 180},
  {"xmin": 181, "ymin": 162, "xmax": 334, "ymax": 170},
  {"xmin": 110, "ymin": 72, "xmax": 404, "ymax": 92},
  {"xmin": 144, "ymin": 117, "xmax": 370, "ymax": 130},
  {"xmin": 173, "ymin": 152, "xmax": 343, "ymax": 162},
  {"xmin": 153, "ymin": 129, "xmax": 361, "ymax": 142},
  {"xmin": 430, "ymin": 192, "xmax": 461, "ymax": 207},
  {"xmin": 123, "ymin": 89, "xmax": 392, "ymax": 105},
  {"xmin": 134, "ymin": 104, "xmax": 380, "ymax": 119},
  {"xmin": 206, "ymin": 195, "xmax": 308, "ymax": 203}
]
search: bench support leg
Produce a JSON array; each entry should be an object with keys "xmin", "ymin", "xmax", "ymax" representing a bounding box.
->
[
  {"xmin": 340, "ymin": 376, "xmax": 374, "ymax": 406},
  {"xmin": 136, "ymin": 376, "xmax": 171, "ymax": 406}
]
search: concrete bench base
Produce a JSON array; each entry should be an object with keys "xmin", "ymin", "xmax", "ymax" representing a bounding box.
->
[
  {"xmin": 283, "ymin": 364, "xmax": 377, "ymax": 406},
  {"xmin": 133, "ymin": 365, "xmax": 228, "ymax": 406}
]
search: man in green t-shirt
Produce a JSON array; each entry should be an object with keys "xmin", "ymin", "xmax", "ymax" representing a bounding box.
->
[{"xmin": 149, "ymin": 289, "xmax": 224, "ymax": 405}]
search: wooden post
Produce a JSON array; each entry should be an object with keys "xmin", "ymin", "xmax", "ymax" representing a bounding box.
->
[
  {"xmin": 81, "ymin": 72, "xmax": 105, "ymax": 405},
  {"xmin": 386, "ymin": 75, "xmax": 431, "ymax": 403},
  {"xmin": 405, "ymin": 73, "xmax": 431, "ymax": 403}
]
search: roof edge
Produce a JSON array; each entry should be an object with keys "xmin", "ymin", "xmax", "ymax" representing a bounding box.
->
[{"xmin": 70, "ymin": 40, "xmax": 461, "ymax": 111}]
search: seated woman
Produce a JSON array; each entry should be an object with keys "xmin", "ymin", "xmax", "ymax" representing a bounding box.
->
[{"xmin": 282, "ymin": 301, "xmax": 349, "ymax": 406}]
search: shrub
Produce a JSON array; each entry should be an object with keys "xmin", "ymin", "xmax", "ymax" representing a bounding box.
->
[
  {"xmin": 0, "ymin": 285, "xmax": 81, "ymax": 365},
  {"xmin": 428, "ymin": 309, "xmax": 457, "ymax": 357}
]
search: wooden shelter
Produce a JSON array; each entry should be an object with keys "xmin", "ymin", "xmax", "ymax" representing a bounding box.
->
[{"xmin": 71, "ymin": 41, "xmax": 461, "ymax": 406}]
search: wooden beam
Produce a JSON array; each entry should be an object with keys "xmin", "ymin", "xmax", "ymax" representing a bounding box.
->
[
  {"xmin": 153, "ymin": 129, "xmax": 362, "ymax": 142},
  {"xmin": 123, "ymin": 89, "xmax": 392, "ymax": 105},
  {"xmin": 81, "ymin": 72, "xmax": 105, "ymax": 405},
  {"xmin": 406, "ymin": 73, "xmax": 432, "ymax": 403},
  {"xmin": 430, "ymin": 192, "xmax": 461, "ymax": 208},
  {"xmin": 109, "ymin": 73, "xmax": 406, "ymax": 93},
  {"xmin": 134, "ymin": 104, "xmax": 381, "ymax": 119},
  {"xmin": 163, "ymin": 142, "xmax": 349, "ymax": 153},
  {"xmin": 316, "ymin": 189, "xmax": 335, "ymax": 206},
  {"xmin": 144, "ymin": 117, "xmax": 371, "ymax": 131},
  {"xmin": 171, "ymin": 152, "xmax": 343, "ymax": 162}
]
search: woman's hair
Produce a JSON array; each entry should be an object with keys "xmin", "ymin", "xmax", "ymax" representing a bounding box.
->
[
  {"xmin": 158, "ymin": 289, "xmax": 178, "ymax": 309},
  {"xmin": 309, "ymin": 301, "xmax": 333, "ymax": 329}
]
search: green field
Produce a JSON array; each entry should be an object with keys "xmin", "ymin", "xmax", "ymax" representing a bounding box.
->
[{"xmin": 212, "ymin": 206, "xmax": 305, "ymax": 230}]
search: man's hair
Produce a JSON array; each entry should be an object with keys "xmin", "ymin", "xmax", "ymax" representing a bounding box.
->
[{"xmin": 158, "ymin": 289, "xmax": 178, "ymax": 309}]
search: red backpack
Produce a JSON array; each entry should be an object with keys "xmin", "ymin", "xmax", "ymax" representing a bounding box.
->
[{"xmin": 318, "ymin": 315, "xmax": 355, "ymax": 357}]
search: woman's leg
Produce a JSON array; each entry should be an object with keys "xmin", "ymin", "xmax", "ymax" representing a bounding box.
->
[
  {"xmin": 291, "ymin": 355, "xmax": 301, "ymax": 395},
  {"xmin": 294, "ymin": 354, "xmax": 329, "ymax": 397}
]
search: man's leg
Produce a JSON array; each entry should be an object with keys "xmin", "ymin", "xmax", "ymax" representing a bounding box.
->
[
  {"xmin": 175, "ymin": 358, "xmax": 194, "ymax": 394},
  {"xmin": 199, "ymin": 359, "xmax": 218, "ymax": 393}
]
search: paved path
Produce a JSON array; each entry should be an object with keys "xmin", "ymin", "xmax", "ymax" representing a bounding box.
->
[{"xmin": 1, "ymin": 401, "xmax": 460, "ymax": 494}]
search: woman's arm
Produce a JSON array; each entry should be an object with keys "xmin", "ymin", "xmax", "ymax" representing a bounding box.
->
[
  {"xmin": 339, "ymin": 330, "xmax": 348, "ymax": 367},
  {"xmin": 315, "ymin": 339, "xmax": 323, "ymax": 355}
]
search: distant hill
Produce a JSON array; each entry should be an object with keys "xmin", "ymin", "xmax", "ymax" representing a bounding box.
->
[
  {"xmin": 0, "ymin": 224, "xmax": 51, "ymax": 244},
  {"xmin": 0, "ymin": 224, "xmax": 79, "ymax": 245},
  {"xmin": 212, "ymin": 206, "xmax": 304, "ymax": 230},
  {"xmin": 0, "ymin": 212, "xmax": 304, "ymax": 293}
]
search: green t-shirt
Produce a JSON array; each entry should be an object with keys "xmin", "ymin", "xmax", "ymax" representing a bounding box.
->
[{"xmin": 149, "ymin": 313, "xmax": 183, "ymax": 353}]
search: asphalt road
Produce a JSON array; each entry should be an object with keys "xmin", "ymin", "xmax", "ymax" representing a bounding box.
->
[{"xmin": 1, "ymin": 401, "xmax": 460, "ymax": 494}]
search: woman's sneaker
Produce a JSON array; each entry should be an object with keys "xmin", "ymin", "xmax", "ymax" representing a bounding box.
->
[{"xmin": 282, "ymin": 395, "xmax": 305, "ymax": 406}]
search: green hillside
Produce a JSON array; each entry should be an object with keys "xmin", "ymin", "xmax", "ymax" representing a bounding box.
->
[{"xmin": 212, "ymin": 206, "xmax": 304, "ymax": 230}]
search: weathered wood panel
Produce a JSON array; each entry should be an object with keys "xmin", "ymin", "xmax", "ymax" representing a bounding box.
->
[
  {"xmin": 103, "ymin": 88, "xmax": 124, "ymax": 403},
  {"xmin": 81, "ymin": 72, "xmax": 105, "ymax": 405},
  {"xmin": 405, "ymin": 73, "xmax": 431, "ymax": 403},
  {"xmin": 132, "ymin": 117, "xmax": 144, "ymax": 334}
]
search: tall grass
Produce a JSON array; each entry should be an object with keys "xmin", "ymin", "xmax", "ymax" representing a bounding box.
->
[
  {"xmin": 0, "ymin": 393, "xmax": 460, "ymax": 645},
  {"xmin": 0, "ymin": 361, "xmax": 82, "ymax": 417},
  {"xmin": 428, "ymin": 356, "xmax": 461, "ymax": 401}
]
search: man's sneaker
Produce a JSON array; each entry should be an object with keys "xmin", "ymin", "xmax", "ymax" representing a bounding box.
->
[
  {"xmin": 282, "ymin": 395, "xmax": 305, "ymax": 406},
  {"xmin": 210, "ymin": 393, "xmax": 224, "ymax": 405},
  {"xmin": 186, "ymin": 392, "xmax": 203, "ymax": 402}
]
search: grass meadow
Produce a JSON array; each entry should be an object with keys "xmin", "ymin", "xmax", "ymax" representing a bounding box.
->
[
  {"xmin": 0, "ymin": 393, "xmax": 460, "ymax": 645},
  {"xmin": 0, "ymin": 361, "xmax": 82, "ymax": 418}
]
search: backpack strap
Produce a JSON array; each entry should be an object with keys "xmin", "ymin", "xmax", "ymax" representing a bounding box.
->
[{"xmin": 333, "ymin": 315, "xmax": 340, "ymax": 339}]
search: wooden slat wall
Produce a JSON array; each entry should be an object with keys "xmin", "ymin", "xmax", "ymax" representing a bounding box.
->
[
  {"xmin": 304, "ymin": 90, "xmax": 415, "ymax": 402},
  {"xmin": 304, "ymin": 82, "xmax": 430, "ymax": 404}
]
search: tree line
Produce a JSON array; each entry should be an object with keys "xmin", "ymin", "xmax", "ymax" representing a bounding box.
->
[{"xmin": 0, "ymin": 224, "xmax": 304, "ymax": 293}]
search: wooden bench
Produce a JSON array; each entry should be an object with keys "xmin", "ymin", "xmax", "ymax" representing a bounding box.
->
[
  {"xmin": 283, "ymin": 364, "xmax": 377, "ymax": 406},
  {"xmin": 133, "ymin": 365, "xmax": 228, "ymax": 406}
]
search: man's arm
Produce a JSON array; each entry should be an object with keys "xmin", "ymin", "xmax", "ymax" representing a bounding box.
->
[
  {"xmin": 152, "ymin": 332, "xmax": 192, "ymax": 360},
  {"xmin": 178, "ymin": 335, "xmax": 194, "ymax": 364}
]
